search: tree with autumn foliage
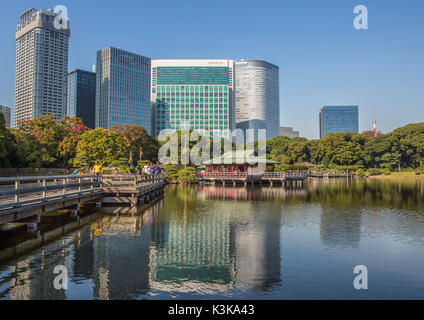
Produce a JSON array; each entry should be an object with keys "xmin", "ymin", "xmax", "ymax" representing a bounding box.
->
[{"xmin": 57, "ymin": 117, "xmax": 89, "ymax": 167}]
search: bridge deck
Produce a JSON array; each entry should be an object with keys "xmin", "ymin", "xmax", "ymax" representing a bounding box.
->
[{"xmin": 0, "ymin": 174, "xmax": 166, "ymax": 226}]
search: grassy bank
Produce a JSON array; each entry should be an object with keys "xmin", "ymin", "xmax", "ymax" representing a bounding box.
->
[{"xmin": 369, "ymin": 172, "xmax": 424, "ymax": 180}]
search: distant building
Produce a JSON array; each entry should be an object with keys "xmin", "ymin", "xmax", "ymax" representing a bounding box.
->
[
  {"xmin": 0, "ymin": 105, "xmax": 11, "ymax": 127},
  {"xmin": 151, "ymin": 59, "xmax": 236, "ymax": 140},
  {"xmin": 319, "ymin": 105, "xmax": 359, "ymax": 138},
  {"xmin": 14, "ymin": 8, "xmax": 70, "ymax": 127},
  {"xmin": 235, "ymin": 60, "xmax": 280, "ymax": 141},
  {"xmin": 67, "ymin": 70, "xmax": 96, "ymax": 128},
  {"xmin": 95, "ymin": 47, "xmax": 151, "ymax": 133},
  {"xmin": 280, "ymin": 127, "xmax": 300, "ymax": 138}
]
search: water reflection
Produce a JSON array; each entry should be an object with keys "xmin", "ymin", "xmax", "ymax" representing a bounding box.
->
[{"xmin": 1, "ymin": 179, "xmax": 424, "ymax": 299}]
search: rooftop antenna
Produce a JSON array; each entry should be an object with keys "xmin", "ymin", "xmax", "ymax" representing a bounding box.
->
[{"xmin": 373, "ymin": 120, "xmax": 377, "ymax": 137}]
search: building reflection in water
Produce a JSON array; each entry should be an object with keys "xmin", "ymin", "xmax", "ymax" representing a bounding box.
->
[
  {"xmin": 91, "ymin": 202, "xmax": 162, "ymax": 299},
  {"xmin": 3, "ymin": 186, "xmax": 283, "ymax": 298},
  {"xmin": 147, "ymin": 186, "xmax": 282, "ymax": 293}
]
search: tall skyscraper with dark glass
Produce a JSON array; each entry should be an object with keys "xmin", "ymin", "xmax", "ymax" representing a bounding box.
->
[
  {"xmin": 14, "ymin": 8, "xmax": 70, "ymax": 127},
  {"xmin": 0, "ymin": 105, "xmax": 11, "ymax": 127},
  {"xmin": 95, "ymin": 47, "xmax": 151, "ymax": 132},
  {"xmin": 319, "ymin": 105, "xmax": 359, "ymax": 138},
  {"xmin": 235, "ymin": 60, "xmax": 280, "ymax": 141},
  {"xmin": 151, "ymin": 59, "xmax": 236, "ymax": 140},
  {"xmin": 67, "ymin": 70, "xmax": 96, "ymax": 128}
]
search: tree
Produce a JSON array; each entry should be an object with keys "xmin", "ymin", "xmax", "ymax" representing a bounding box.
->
[
  {"xmin": 362, "ymin": 130, "xmax": 384, "ymax": 138},
  {"xmin": 57, "ymin": 117, "xmax": 89, "ymax": 168},
  {"xmin": 312, "ymin": 133, "xmax": 367, "ymax": 166},
  {"xmin": 112, "ymin": 125, "xmax": 159, "ymax": 163},
  {"xmin": 15, "ymin": 115, "xmax": 58, "ymax": 167},
  {"xmin": 0, "ymin": 113, "xmax": 10, "ymax": 167},
  {"xmin": 74, "ymin": 128, "xmax": 126, "ymax": 168}
]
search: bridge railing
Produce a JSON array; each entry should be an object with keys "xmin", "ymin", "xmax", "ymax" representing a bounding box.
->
[
  {"xmin": 196, "ymin": 172, "xmax": 308, "ymax": 179},
  {"xmin": 101, "ymin": 174, "xmax": 165, "ymax": 190},
  {"xmin": 0, "ymin": 175, "xmax": 101, "ymax": 211}
]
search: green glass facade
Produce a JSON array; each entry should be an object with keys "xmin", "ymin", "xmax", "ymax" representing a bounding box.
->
[{"xmin": 152, "ymin": 63, "xmax": 234, "ymax": 139}]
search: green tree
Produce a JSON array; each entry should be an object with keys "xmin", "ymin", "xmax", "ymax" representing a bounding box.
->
[
  {"xmin": 112, "ymin": 125, "xmax": 159, "ymax": 163},
  {"xmin": 74, "ymin": 128, "xmax": 126, "ymax": 168}
]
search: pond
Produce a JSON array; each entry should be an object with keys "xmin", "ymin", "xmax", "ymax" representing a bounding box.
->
[{"xmin": 1, "ymin": 178, "xmax": 424, "ymax": 299}]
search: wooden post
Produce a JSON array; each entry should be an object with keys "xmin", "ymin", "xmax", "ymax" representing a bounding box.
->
[
  {"xmin": 63, "ymin": 178, "xmax": 67, "ymax": 195},
  {"xmin": 15, "ymin": 180, "xmax": 20, "ymax": 205},
  {"xmin": 42, "ymin": 179, "xmax": 46, "ymax": 200}
]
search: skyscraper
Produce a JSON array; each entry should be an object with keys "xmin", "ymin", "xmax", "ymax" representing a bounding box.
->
[
  {"xmin": 0, "ymin": 105, "xmax": 11, "ymax": 127},
  {"xmin": 14, "ymin": 8, "xmax": 70, "ymax": 127},
  {"xmin": 235, "ymin": 60, "xmax": 280, "ymax": 141},
  {"xmin": 151, "ymin": 59, "xmax": 236, "ymax": 140},
  {"xmin": 67, "ymin": 69, "xmax": 96, "ymax": 128},
  {"xmin": 319, "ymin": 105, "xmax": 359, "ymax": 138},
  {"xmin": 95, "ymin": 47, "xmax": 151, "ymax": 132},
  {"xmin": 280, "ymin": 127, "xmax": 300, "ymax": 138}
]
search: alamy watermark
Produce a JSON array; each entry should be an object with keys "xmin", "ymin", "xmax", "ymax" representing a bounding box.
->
[
  {"xmin": 53, "ymin": 5, "xmax": 69, "ymax": 30},
  {"xmin": 354, "ymin": 5, "xmax": 368, "ymax": 30},
  {"xmin": 53, "ymin": 265, "xmax": 68, "ymax": 290},
  {"xmin": 353, "ymin": 265, "xmax": 368, "ymax": 290},
  {"xmin": 157, "ymin": 129, "xmax": 267, "ymax": 174}
]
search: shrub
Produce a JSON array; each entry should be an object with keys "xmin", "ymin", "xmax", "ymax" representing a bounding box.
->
[
  {"xmin": 163, "ymin": 164, "xmax": 180, "ymax": 181},
  {"xmin": 416, "ymin": 171, "xmax": 422, "ymax": 176},
  {"xmin": 383, "ymin": 170, "xmax": 391, "ymax": 175},
  {"xmin": 177, "ymin": 167, "xmax": 197, "ymax": 182},
  {"xmin": 356, "ymin": 169, "xmax": 365, "ymax": 177},
  {"xmin": 366, "ymin": 168, "xmax": 382, "ymax": 176},
  {"xmin": 109, "ymin": 157, "xmax": 129, "ymax": 170}
]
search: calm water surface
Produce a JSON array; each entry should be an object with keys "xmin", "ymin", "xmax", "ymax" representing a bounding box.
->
[{"xmin": 1, "ymin": 179, "xmax": 424, "ymax": 300}]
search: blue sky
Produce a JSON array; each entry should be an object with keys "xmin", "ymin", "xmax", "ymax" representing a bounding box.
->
[{"xmin": 0, "ymin": 0, "xmax": 423, "ymax": 139}]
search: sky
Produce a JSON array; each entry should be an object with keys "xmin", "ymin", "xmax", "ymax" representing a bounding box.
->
[{"xmin": 0, "ymin": 0, "xmax": 423, "ymax": 139}]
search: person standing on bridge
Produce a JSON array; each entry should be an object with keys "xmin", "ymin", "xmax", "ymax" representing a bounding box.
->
[
  {"xmin": 149, "ymin": 163, "xmax": 155, "ymax": 175},
  {"xmin": 92, "ymin": 161, "xmax": 103, "ymax": 182}
]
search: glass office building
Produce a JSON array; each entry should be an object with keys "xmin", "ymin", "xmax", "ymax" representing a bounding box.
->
[
  {"xmin": 151, "ymin": 60, "xmax": 235, "ymax": 140},
  {"xmin": 95, "ymin": 47, "xmax": 151, "ymax": 133},
  {"xmin": 0, "ymin": 105, "xmax": 11, "ymax": 128},
  {"xmin": 319, "ymin": 105, "xmax": 359, "ymax": 138},
  {"xmin": 67, "ymin": 70, "xmax": 96, "ymax": 128},
  {"xmin": 14, "ymin": 9, "xmax": 70, "ymax": 126},
  {"xmin": 235, "ymin": 60, "xmax": 280, "ymax": 141}
]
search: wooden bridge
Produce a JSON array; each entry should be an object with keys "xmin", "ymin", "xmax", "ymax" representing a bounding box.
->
[
  {"xmin": 196, "ymin": 172, "xmax": 308, "ymax": 187},
  {"xmin": 0, "ymin": 174, "xmax": 166, "ymax": 230}
]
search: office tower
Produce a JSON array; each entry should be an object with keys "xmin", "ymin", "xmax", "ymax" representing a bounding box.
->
[
  {"xmin": 67, "ymin": 69, "xmax": 96, "ymax": 128},
  {"xmin": 0, "ymin": 105, "xmax": 12, "ymax": 127},
  {"xmin": 95, "ymin": 47, "xmax": 151, "ymax": 132},
  {"xmin": 14, "ymin": 8, "xmax": 70, "ymax": 127},
  {"xmin": 151, "ymin": 59, "xmax": 236, "ymax": 140},
  {"xmin": 280, "ymin": 127, "xmax": 300, "ymax": 138},
  {"xmin": 319, "ymin": 105, "xmax": 359, "ymax": 138},
  {"xmin": 235, "ymin": 60, "xmax": 280, "ymax": 141}
]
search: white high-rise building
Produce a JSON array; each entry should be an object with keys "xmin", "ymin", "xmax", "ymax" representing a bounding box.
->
[
  {"xmin": 235, "ymin": 60, "xmax": 280, "ymax": 141},
  {"xmin": 14, "ymin": 8, "xmax": 70, "ymax": 126}
]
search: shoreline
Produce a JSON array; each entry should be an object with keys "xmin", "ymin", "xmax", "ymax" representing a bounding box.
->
[{"xmin": 368, "ymin": 172, "xmax": 424, "ymax": 180}]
